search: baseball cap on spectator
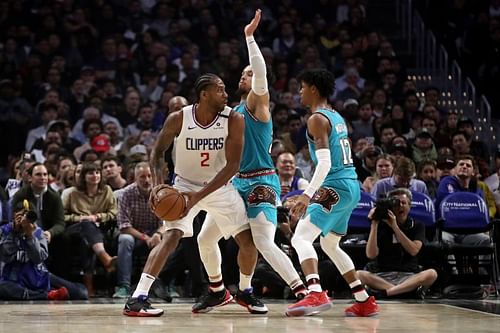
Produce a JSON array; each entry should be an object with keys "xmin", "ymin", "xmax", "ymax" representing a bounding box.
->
[
  {"xmin": 47, "ymin": 120, "xmax": 66, "ymax": 133},
  {"xmin": 363, "ymin": 145, "xmax": 383, "ymax": 159},
  {"xmin": 415, "ymin": 128, "xmax": 433, "ymax": 139},
  {"xmin": 390, "ymin": 143, "xmax": 407, "ymax": 156},
  {"xmin": 129, "ymin": 144, "xmax": 147, "ymax": 155},
  {"xmin": 436, "ymin": 155, "xmax": 455, "ymax": 169},
  {"xmin": 90, "ymin": 134, "xmax": 110, "ymax": 153},
  {"xmin": 343, "ymin": 99, "xmax": 359, "ymax": 108},
  {"xmin": 457, "ymin": 117, "xmax": 474, "ymax": 128},
  {"xmin": 81, "ymin": 66, "xmax": 95, "ymax": 74},
  {"xmin": 0, "ymin": 79, "xmax": 13, "ymax": 87}
]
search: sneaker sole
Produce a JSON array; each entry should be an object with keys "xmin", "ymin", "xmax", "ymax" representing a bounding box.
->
[
  {"xmin": 123, "ymin": 309, "xmax": 164, "ymax": 317},
  {"xmin": 285, "ymin": 302, "xmax": 333, "ymax": 317},
  {"xmin": 235, "ymin": 299, "xmax": 269, "ymax": 314},
  {"xmin": 192, "ymin": 294, "xmax": 234, "ymax": 314}
]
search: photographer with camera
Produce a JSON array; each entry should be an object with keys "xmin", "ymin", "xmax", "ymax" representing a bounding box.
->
[
  {"xmin": 357, "ymin": 188, "xmax": 438, "ymax": 299},
  {"xmin": 0, "ymin": 201, "xmax": 87, "ymax": 300}
]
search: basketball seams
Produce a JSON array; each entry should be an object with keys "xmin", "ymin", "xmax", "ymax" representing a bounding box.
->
[{"xmin": 153, "ymin": 188, "xmax": 186, "ymax": 221}]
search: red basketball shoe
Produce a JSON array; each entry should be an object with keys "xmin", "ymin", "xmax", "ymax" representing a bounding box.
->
[
  {"xmin": 344, "ymin": 296, "xmax": 379, "ymax": 317},
  {"xmin": 285, "ymin": 291, "xmax": 332, "ymax": 317}
]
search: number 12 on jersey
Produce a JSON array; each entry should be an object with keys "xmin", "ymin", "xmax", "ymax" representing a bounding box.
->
[
  {"xmin": 200, "ymin": 152, "xmax": 210, "ymax": 167},
  {"xmin": 340, "ymin": 138, "xmax": 353, "ymax": 165}
]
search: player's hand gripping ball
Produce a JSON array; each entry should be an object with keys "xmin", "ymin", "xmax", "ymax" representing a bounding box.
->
[{"xmin": 150, "ymin": 185, "xmax": 186, "ymax": 221}]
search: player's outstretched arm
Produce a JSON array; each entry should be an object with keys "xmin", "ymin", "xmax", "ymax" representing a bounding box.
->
[
  {"xmin": 245, "ymin": 9, "xmax": 270, "ymax": 122},
  {"xmin": 150, "ymin": 110, "xmax": 182, "ymax": 187},
  {"xmin": 185, "ymin": 111, "xmax": 245, "ymax": 210}
]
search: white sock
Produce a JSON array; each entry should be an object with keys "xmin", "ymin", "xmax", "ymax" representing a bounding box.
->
[
  {"xmin": 239, "ymin": 272, "xmax": 253, "ymax": 291},
  {"xmin": 132, "ymin": 273, "xmax": 156, "ymax": 298}
]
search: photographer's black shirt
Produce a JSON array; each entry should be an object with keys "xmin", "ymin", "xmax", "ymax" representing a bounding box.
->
[{"xmin": 371, "ymin": 218, "xmax": 425, "ymax": 273}]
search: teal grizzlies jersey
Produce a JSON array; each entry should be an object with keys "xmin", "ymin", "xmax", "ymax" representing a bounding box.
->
[
  {"xmin": 307, "ymin": 108, "xmax": 358, "ymax": 181},
  {"xmin": 305, "ymin": 108, "xmax": 360, "ymax": 236},
  {"xmin": 232, "ymin": 102, "xmax": 280, "ymax": 224},
  {"xmin": 233, "ymin": 102, "xmax": 275, "ymax": 173}
]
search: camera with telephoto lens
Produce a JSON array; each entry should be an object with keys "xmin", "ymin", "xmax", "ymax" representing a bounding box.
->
[
  {"xmin": 277, "ymin": 206, "xmax": 290, "ymax": 224},
  {"xmin": 372, "ymin": 197, "xmax": 400, "ymax": 221}
]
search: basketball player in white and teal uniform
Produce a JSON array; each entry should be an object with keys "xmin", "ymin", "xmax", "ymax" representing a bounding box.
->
[
  {"xmin": 286, "ymin": 69, "xmax": 380, "ymax": 317},
  {"xmin": 232, "ymin": 9, "xmax": 309, "ymax": 311}
]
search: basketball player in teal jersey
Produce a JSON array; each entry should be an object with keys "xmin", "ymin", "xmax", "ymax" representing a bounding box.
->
[
  {"xmin": 231, "ymin": 9, "xmax": 308, "ymax": 310},
  {"xmin": 286, "ymin": 69, "xmax": 379, "ymax": 317}
]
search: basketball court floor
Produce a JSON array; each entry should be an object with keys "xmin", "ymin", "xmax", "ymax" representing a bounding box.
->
[{"xmin": 2, "ymin": 297, "xmax": 500, "ymax": 332}]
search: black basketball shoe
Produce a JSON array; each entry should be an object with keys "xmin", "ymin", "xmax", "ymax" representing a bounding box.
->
[
  {"xmin": 123, "ymin": 295, "xmax": 164, "ymax": 317},
  {"xmin": 235, "ymin": 287, "xmax": 269, "ymax": 314},
  {"xmin": 192, "ymin": 288, "xmax": 233, "ymax": 313}
]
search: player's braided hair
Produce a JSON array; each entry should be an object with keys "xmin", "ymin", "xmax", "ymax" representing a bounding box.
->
[{"xmin": 194, "ymin": 73, "xmax": 220, "ymax": 99}]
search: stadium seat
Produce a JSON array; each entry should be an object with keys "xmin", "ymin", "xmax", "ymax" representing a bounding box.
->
[
  {"xmin": 438, "ymin": 192, "xmax": 498, "ymax": 294},
  {"xmin": 410, "ymin": 191, "xmax": 436, "ymax": 242}
]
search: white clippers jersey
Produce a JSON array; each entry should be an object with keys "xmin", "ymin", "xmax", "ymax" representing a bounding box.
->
[{"xmin": 174, "ymin": 104, "xmax": 231, "ymax": 185}]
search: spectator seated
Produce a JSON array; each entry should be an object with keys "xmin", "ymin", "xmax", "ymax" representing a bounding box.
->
[{"xmin": 438, "ymin": 192, "xmax": 498, "ymax": 293}]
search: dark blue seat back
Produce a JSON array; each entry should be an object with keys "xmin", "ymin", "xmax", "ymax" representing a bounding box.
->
[
  {"xmin": 410, "ymin": 191, "xmax": 436, "ymax": 227},
  {"xmin": 439, "ymin": 192, "xmax": 489, "ymax": 232},
  {"xmin": 348, "ymin": 192, "xmax": 374, "ymax": 230}
]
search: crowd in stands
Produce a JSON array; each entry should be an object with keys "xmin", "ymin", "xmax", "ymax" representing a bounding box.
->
[
  {"xmin": 416, "ymin": 0, "xmax": 500, "ymax": 118},
  {"xmin": 0, "ymin": 0, "xmax": 497, "ymax": 300}
]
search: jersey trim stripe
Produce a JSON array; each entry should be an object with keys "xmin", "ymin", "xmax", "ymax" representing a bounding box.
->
[
  {"xmin": 192, "ymin": 104, "xmax": 221, "ymax": 129},
  {"xmin": 243, "ymin": 103, "xmax": 259, "ymax": 122},
  {"xmin": 306, "ymin": 111, "xmax": 333, "ymax": 142}
]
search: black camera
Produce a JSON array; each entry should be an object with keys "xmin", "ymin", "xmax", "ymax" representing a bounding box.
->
[
  {"xmin": 24, "ymin": 211, "xmax": 38, "ymax": 224},
  {"xmin": 277, "ymin": 206, "xmax": 290, "ymax": 224},
  {"xmin": 372, "ymin": 197, "xmax": 400, "ymax": 221}
]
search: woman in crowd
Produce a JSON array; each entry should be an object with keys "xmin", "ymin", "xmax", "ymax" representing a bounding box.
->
[{"xmin": 63, "ymin": 162, "xmax": 117, "ymax": 296}]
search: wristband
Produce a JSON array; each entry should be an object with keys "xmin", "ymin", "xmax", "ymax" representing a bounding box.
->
[{"xmin": 140, "ymin": 233, "xmax": 146, "ymax": 241}]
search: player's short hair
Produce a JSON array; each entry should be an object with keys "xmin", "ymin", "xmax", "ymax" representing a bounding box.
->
[
  {"xmin": 194, "ymin": 73, "xmax": 220, "ymax": 99},
  {"xmin": 297, "ymin": 69, "xmax": 335, "ymax": 98}
]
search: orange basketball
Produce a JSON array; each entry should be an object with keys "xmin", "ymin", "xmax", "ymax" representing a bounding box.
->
[{"xmin": 152, "ymin": 186, "xmax": 186, "ymax": 221}]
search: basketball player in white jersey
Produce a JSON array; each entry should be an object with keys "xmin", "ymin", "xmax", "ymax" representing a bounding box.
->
[{"xmin": 123, "ymin": 73, "xmax": 258, "ymax": 317}]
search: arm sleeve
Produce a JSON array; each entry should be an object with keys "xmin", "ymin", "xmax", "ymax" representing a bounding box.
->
[
  {"xmin": 246, "ymin": 36, "xmax": 268, "ymax": 96},
  {"xmin": 303, "ymin": 149, "xmax": 331, "ymax": 198}
]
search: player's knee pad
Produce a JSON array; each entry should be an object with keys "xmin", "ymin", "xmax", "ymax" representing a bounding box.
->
[
  {"xmin": 291, "ymin": 233, "xmax": 318, "ymax": 263},
  {"xmin": 320, "ymin": 234, "xmax": 354, "ymax": 275},
  {"xmin": 252, "ymin": 232, "xmax": 275, "ymax": 258}
]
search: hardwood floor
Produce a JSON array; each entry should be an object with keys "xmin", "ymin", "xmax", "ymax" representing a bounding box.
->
[{"xmin": 1, "ymin": 298, "xmax": 500, "ymax": 332}]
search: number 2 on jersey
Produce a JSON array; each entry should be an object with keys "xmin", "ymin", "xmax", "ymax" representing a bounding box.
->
[
  {"xmin": 200, "ymin": 152, "xmax": 210, "ymax": 167},
  {"xmin": 340, "ymin": 138, "xmax": 353, "ymax": 165}
]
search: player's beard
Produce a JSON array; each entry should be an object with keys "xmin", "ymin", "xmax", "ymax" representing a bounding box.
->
[{"xmin": 235, "ymin": 87, "xmax": 246, "ymax": 98}]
